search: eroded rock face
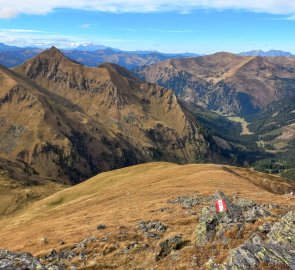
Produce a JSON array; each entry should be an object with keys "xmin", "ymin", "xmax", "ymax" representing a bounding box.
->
[{"xmin": 207, "ymin": 211, "xmax": 295, "ymax": 270}]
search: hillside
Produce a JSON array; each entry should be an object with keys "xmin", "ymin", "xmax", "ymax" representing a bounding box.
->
[
  {"xmin": 245, "ymin": 97, "xmax": 295, "ymax": 179},
  {"xmin": 134, "ymin": 53, "xmax": 295, "ymax": 116},
  {"xmin": 0, "ymin": 156, "xmax": 64, "ymax": 216},
  {"xmin": 0, "ymin": 162, "xmax": 294, "ymax": 269},
  {"xmin": 1, "ymin": 62, "xmax": 149, "ymax": 184},
  {"xmin": 0, "ymin": 47, "xmax": 242, "ymax": 184}
]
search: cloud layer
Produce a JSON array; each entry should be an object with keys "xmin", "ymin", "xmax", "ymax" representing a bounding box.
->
[{"xmin": 1, "ymin": 0, "xmax": 295, "ymax": 19}]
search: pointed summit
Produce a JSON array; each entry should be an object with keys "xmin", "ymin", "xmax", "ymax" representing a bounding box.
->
[
  {"xmin": 13, "ymin": 46, "xmax": 81, "ymax": 80},
  {"xmin": 38, "ymin": 46, "xmax": 79, "ymax": 64}
]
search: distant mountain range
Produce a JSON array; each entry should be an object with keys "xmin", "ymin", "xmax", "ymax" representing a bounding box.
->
[
  {"xmin": 239, "ymin": 50, "xmax": 295, "ymax": 57},
  {"xmin": 0, "ymin": 43, "xmax": 200, "ymax": 69}
]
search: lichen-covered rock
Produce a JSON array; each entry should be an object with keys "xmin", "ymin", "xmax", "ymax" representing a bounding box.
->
[
  {"xmin": 195, "ymin": 191, "xmax": 275, "ymax": 247},
  {"xmin": 155, "ymin": 235, "xmax": 190, "ymax": 261},
  {"xmin": 207, "ymin": 211, "xmax": 295, "ymax": 270},
  {"xmin": 168, "ymin": 195, "xmax": 210, "ymax": 208},
  {"xmin": 243, "ymin": 206, "xmax": 271, "ymax": 223},
  {"xmin": 195, "ymin": 191, "xmax": 245, "ymax": 246},
  {"xmin": 0, "ymin": 249, "xmax": 64, "ymax": 270},
  {"xmin": 138, "ymin": 220, "xmax": 167, "ymax": 238}
]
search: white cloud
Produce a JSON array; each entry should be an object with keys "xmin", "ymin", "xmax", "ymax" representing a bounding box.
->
[
  {"xmin": 0, "ymin": 29, "xmax": 43, "ymax": 33},
  {"xmin": 0, "ymin": 7, "xmax": 19, "ymax": 19},
  {"xmin": 0, "ymin": 28, "xmax": 150, "ymax": 48},
  {"xmin": 0, "ymin": 1, "xmax": 295, "ymax": 19},
  {"xmin": 0, "ymin": 28, "xmax": 88, "ymax": 47}
]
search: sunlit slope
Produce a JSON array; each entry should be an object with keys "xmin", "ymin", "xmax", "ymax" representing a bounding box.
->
[
  {"xmin": 0, "ymin": 162, "xmax": 293, "ymax": 254},
  {"xmin": 0, "ymin": 156, "xmax": 65, "ymax": 216}
]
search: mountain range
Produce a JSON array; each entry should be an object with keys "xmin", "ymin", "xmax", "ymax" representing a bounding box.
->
[
  {"xmin": 134, "ymin": 52, "xmax": 295, "ymax": 116},
  {"xmin": 2, "ymin": 47, "xmax": 245, "ymax": 186},
  {"xmin": 3, "ymin": 43, "xmax": 295, "ymax": 70},
  {"xmin": 2, "ymin": 46, "xmax": 295, "ymax": 183},
  {"xmin": 240, "ymin": 49, "xmax": 295, "ymax": 57},
  {"xmin": 0, "ymin": 43, "xmax": 199, "ymax": 69}
]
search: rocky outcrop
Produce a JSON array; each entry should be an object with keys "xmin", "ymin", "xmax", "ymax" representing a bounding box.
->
[
  {"xmin": 207, "ymin": 211, "xmax": 295, "ymax": 270},
  {"xmin": 0, "ymin": 249, "xmax": 63, "ymax": 270}
]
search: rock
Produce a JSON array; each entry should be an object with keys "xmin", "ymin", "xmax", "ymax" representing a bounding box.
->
[
  {"xmin": 234, "ymin": 197, "xmax": 256, "ymax": 209},
  {"xmin": 258, "ymin": 222, "xmax": 273, "ymax": 233},
  {"xmin": 195, "ymin": 191, "xmax": 245, "ymax": 246},
  {"xmin": 74, "ymin": 236, "xmax": 97, "ymax": 249},
  {"xmin": 96, "ymin": 224, "xmax": 107, "ymax": 230},
  {"xmin": 59, "ymin": 250, "xmax": 76, "ymax": 260},
  {"xmin": 207, "ymin": 211, "xmax": 295, "ymax": 270},
  {"xmin": 214, "ymin": 191, "xmax": 244, "ymax": 222},
  {"xmin": 0, "ymin": 249, "xmax": 47, "ymax": 270},
  {"xmin": 244, "ymin": 206, "xmax": 271, "ymax": 223},
  {"xmin": 155, "ymin": 235, "xmax": 190, "ymax": 261},
  {"xmin": 99, "ymin": 237, "xmax": 109, "ymax": 242},
  {"xmin": 168, "ymin": 195, "xmax": 207, "ymax": 208},
  {"xmin": 138, "ymin": 220, "xmax": 167, "ymax": 238}
]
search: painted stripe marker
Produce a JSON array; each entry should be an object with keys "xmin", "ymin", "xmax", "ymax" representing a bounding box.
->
[{"xmin": 215, "ymin": 199, "xmax": 227, "ymax": 212}]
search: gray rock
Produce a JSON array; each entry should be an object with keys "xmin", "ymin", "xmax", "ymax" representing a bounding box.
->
[
  {"xmin": 74, "ymin": 236, "xmax": 97, "ymax": 249},
  {"xmin": 258, "ymin": 222, "xmax": 273, "ymax": 233},
  {"xmin": 195, "ymin": 191, "xmax": 245, "ymax": 247},
  {"xmin": 244, "ymin": 206, "xmax": 271, "ymax": 223},
  {"xmin": 138, "ymin": 220, "xmax": 167, "ymax": 238},
  {"xmin": 96, "ymin": 224, "xmax": 107, "ymax": 230},
  {"xmin": 155, "ymin": 235, "xmax": 190, "ymax": 261},
  {"xmin": 168, "ymin": 195, "xmax": 208, "ymax": 208},
  {"xmin": 207, "ymin": 211, "xmax": 295, "ymax": 270},
  {"xmin": 0, "ymin": 249, "xmax": 59, "ymax": 270},
  {"xmin": 234, "ymin": 197, "xmax": 256, "ymax": 209}
]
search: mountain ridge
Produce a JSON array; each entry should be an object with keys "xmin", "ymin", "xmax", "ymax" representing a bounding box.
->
[
  {"xmin": 0, "ymin": 47, "xmax": 238, "ymax": 184},
  {"xmin": 134, "ymin": 53, "xmax": 295, "ymax": 116}
]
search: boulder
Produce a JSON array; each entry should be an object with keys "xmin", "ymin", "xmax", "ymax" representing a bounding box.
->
[{"xmin": 195, "ymin": 191, "xmax": 245, "ymax": 246}]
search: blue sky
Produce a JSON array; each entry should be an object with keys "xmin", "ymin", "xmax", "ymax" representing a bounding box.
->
[{"xmin": 0, "ymin": 1, "xmax": 295, "ymax": 54}]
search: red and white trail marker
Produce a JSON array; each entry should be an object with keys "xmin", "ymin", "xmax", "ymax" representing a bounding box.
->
[{"xmin": 215, "ymin": 199, "xmax": 227, "ymax": 213}]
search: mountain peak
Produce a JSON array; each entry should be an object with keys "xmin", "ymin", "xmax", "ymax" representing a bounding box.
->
[{"xmin": 41, "ymin": 46, "xmax": 66, "ymax": 58}]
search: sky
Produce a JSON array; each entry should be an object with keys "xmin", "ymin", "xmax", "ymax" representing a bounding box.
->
[{"xmin": 0, "ymin": 1, "xmax": 295, "ymax": 54}]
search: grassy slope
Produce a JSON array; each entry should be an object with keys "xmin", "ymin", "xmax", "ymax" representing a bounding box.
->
[
  {"xmin": 0, "ymin": 162, "xmax": 293, "ymax": 260},
  {"xmin": 0, "ymin": 157, "xmax": 65, "ymax": 216}
]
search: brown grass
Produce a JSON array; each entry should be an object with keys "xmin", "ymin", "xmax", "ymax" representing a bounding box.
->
[{"xmin": 0, "ymin": 162, "xmax": 294, "ymax": 269}]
